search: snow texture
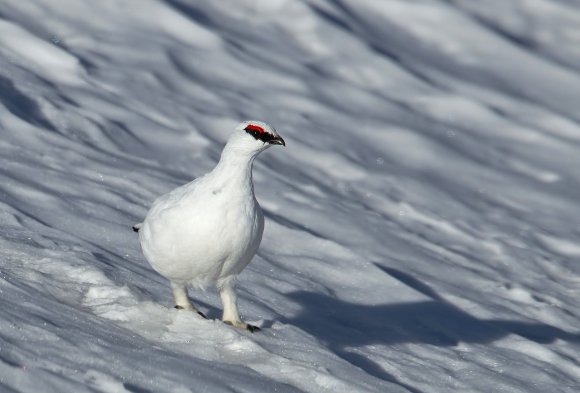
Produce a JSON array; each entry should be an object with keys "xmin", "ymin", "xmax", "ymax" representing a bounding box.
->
[{"xmin": 1, "ymin": 1, "xmax": 580, "ymax": 392}]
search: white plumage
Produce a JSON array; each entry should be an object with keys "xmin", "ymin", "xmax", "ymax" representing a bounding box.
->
[{"xmin": 134, "ymin": 121, "xmax": 285, "ymax": 332}]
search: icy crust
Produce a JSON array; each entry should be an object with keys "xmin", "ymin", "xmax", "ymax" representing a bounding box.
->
[{"xmin": 1, "ymin": 0, "xmax": 580, "ymax": 392}]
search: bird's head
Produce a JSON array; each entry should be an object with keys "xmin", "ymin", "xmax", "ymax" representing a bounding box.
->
[{"xmin": 226, "ymin": 121, "xmax": 285, "ymax": 156}]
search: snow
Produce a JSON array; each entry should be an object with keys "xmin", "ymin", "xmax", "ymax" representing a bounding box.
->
[{"xmin": 1, "ymin": 0, "xmax": 580, "ymax": 392}]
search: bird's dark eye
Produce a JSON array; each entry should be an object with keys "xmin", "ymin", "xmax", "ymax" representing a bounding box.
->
[
  {"xmin": 244, "ymin": 124, "xmax": 265, "ymax": 140},
  {"xmin": 244, "ymin": 124, "xmax": 279, "ymax": 144}
]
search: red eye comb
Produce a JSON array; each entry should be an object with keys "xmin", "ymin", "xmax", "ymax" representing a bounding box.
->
[{"xmin": 245, "ymin": 124, "xmax": 265, "ymax": 133}]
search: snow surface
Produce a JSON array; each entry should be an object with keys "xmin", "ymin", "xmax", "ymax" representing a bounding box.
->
[{"xmin": 1, "ymin": 0, "xmax": 580, "ymax": 392}]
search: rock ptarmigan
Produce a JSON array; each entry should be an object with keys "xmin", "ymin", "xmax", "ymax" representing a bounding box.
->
[{"xmin": 133, "ymin": 121, "xmax": 285, "ymax": 332}]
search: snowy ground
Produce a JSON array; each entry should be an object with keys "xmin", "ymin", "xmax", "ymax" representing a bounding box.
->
[{"xmin": 1, "ymin": 0, "xmax": 580, "ymax": 392}]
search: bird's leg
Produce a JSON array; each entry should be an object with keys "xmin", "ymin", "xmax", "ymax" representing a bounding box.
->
[
  {"xmin": 219, "ymin": 280, "xmax": 260, "ymax": 332},
  {"xmin": 171, "ymin": 282, "xmax": 206, "ymax": 318}
]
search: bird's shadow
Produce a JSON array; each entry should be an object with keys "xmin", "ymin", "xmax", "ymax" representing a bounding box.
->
[{"xmin": 280, "ymin": 264, "xmax": 580, "ymax": 390}]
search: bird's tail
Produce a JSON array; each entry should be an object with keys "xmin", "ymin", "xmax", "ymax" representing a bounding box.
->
[{"xmin": 132, "ymin": 223, "xmax": 143, "ymax": 233}]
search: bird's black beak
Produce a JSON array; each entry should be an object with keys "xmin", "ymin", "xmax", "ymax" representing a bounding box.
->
[{"xmin": 268, "ymin": 135, "xmax": 286, "ymax": 146}]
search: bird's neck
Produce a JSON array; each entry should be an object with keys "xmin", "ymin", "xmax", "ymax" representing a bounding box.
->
[{"xmin": 211, "ymin": 145, "xmax": 258, "ymax": 193}]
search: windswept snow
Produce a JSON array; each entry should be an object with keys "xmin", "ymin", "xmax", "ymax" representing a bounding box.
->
[{"xmin": 1, "ymin": 1, "xmax": 580, "ymax": 392}]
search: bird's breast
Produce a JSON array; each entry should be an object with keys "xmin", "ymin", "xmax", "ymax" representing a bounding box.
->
[{"xmin": 140, "ymin": 189, "xmax": 263, "ymax": 282}]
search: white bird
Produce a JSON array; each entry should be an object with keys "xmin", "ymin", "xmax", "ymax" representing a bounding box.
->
[{"xmin": 133, "ymin": 121, "xmax": 285, "ymax": 332}]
